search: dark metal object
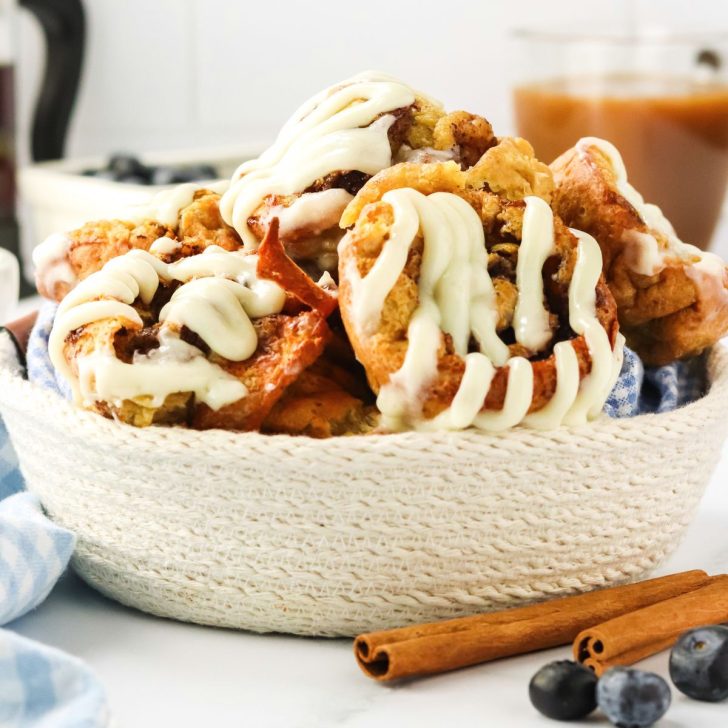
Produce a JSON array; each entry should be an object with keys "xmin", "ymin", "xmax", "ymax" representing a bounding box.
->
[
  {"xmin": 3, "ymin": 0, "xmax": 85, "ymax": 295},
  {"xmin": 19, "ymin": 0, "xmax": 85, "ymax": 162}
]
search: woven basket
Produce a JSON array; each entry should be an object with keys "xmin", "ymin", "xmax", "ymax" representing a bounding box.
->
[{"xmin": 1, "ymin": 342, "xmax": 727, "ymax": 637}]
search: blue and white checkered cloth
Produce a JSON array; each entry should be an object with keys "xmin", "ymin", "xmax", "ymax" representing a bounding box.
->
[
  {"xmin": 603, "ymin": 345, "xmax": 706, "ymax": 417},
  {"xmin": 0, "ymin": 629, "xmax": 108, "ymax": 728},
  {"xmin": 0, "ymin": 493, "xmax": 75, "ymax": 625},
  {"xmin": 0, "ymin": 328, "xmax": 110, "ymax": 727},
  {"xmin": 0, "ymin": 418, "xmax": 23, "ymax": 501}
]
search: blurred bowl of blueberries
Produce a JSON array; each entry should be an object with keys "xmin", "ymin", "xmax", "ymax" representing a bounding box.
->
[
  {"xmin": 17, "ymin": 143, "xmax": 264, "ymax": 267},
  {"xmin": 82, "ymin": 153, "xmax": 220, "ymax": 186}
]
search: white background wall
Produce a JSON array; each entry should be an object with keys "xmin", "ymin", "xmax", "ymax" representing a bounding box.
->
[{"xmin": 15, "ymin": 0, "xmax": 728, "ymax": 164}]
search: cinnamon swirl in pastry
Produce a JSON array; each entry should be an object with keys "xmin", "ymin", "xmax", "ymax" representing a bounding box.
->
[
  {"xmin": 337, "ymin": 163, "xmax": 623, "ymax": 431},
  {"xmin": 48, "ymin": 242, "xmax": 330, "ymax": 430},
  {"xmin": 551, "ymin": 137, "xmax": 728, "ymax": 365},
  {"xmin": 34, "ymin": 186, "xmax": 240, "ymax": 303}
]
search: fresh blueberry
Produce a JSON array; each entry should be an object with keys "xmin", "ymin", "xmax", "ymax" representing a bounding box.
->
[
  {"xmin": 528, "ymin": 660, "xmax": 598, "ymax": 720},
  {"xmin": 151, "ymin": 164, "xmax": 218, "ymax": 185},
  {"xmin": 107, "ymin": 153, "xmax": 152, "ymax": 181},
  {"xmin": 669, "ymin": 625, "xmax": 728, "ymax": 702},
  {"xmin": 597, "ymin": 667, "xmax": 671, "ymax": 727}
]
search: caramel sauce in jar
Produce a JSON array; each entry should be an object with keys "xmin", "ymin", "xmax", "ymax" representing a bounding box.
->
[{"xmin": 514, "ymin": 74, "xmax": 728, "ymax": 249}]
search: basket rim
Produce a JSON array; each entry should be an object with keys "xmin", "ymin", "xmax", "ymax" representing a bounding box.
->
[{"xmin": 1, "ymin": 336, "xmax": 727, "ymax": 455}]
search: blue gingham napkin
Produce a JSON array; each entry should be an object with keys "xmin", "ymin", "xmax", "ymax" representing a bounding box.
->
[
  {"xmin": 0, "ymin": 328, "xmax": 110, "ymax": 727},
  {"xmin": 0, "ymin": 493, "xmax": 75, "ymax": 625},
  {"xmin": 603, "ymin": 345, "xmax": 706, "ymax": 417},
  {"xmin": 0, "ymin": 629, "xmax": 108, "ymax": 728},
  {"xmin": 0, "ymin": 418, "xmax": 23, "ymax": 501}
]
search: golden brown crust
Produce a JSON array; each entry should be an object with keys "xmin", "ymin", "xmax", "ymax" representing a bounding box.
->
[
  {"xmin": 339, "ymin": 138, "xmax": 554, "ymax": 230},
  {"xmin": 38, "ymin": 190, "xmax": 241, "ymax": 302},
  {"xmin": 337, "ymin": 164, "xmax": 619, "ymax": 420},
  {"xmin": 551, "ymin": 142, "xmax": 728, "ymax": 364},
  {"xmin": 192, "ymin": 312, "xmax": 330, "ymax": 431},
  {"xmin": 261, "ymin": 361, "xmax": 376, "ymax": 438},
  {"xmin": 432, "ymin": 111, "xmax": 497, "ymax": 167},
  {"xmin": 468, "ymin": 137, "xmax": 555, "ymax": 204}
]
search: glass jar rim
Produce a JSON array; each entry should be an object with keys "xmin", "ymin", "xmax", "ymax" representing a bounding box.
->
[{"xmin": 511, "ymin": 29, "xmax": 728, "ymax": 45}]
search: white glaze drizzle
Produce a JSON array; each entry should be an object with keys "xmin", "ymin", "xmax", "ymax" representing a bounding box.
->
[
  {"xmin": 514, "ymin": 197, "xmax": 555, "ymax": 351},
  {"xmin": 219, "ymin": 71, "xmax": 417, "ymax": 250},
  {"xmin": 76, "ymin": 332, "xmax": 248, "ymax": 412},
  {"xmin": 33, "ymin": 232, "xmax": 76, "ymax": 295},
  {"xmin": 149, "ymin": 236, "xmax": 182, "ymax": 256},
  {"xmin": 49, "ymin": 246, "xmax": 285, "ymax": 411},
  {"xmin": 577, "ymin": 136, "xmax": 725, "ymax": 280},
  {"xmin": 342, "ymin": 189, "xmax": 622, "ymax": 431},
  {"xmin": 123, "ymin": 179, "xmax": 230, "ymax": 227},
  {"xmin": 563, "ymin": 229, "xmax": 622, "ymax": 424},
  {"xmin": 274, "ymin": 188, "xmax": 353, "ymax": 238}
]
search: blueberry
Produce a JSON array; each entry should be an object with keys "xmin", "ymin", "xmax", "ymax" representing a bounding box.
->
[
  {"xmin": 107, "ymin": 153, "xmax": 151, "ymax": 181},
  {"xmin": 597, "ymin": 667, "xmax": 671, "ymax": 727},
  {"xmin": 669, "ymin": 625, "xmax": 728, "ymax": 702},
  {"xmin": 151, "ymin": 164, "xmax": 218, "ymax": 185},
  {"xmin": 528, "ymin": 660, "xmax": 597, "ymax": 720}
]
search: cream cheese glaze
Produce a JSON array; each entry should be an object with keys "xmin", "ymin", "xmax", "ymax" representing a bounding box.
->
[
  {"xmin": 123, "ymin": 180, "xmax": 230, "ymax": 227},
  {"xmin": 32, "ymin": 232, "xmax": 76, "ymax": 296},
  {"xmin": 274, "ymin": 188, "xmax": 354, "ymax": 238},
  {"xmin": 577, "ymin": 136, "xmax": 725, "ymax": 279},
  {"xmin": 49, "ymin": 246, "xmax": 285, "ymax": 411},
  {"xmin": 342, "ymin": 190, "xmax": 623, "ymax": 432},
  {"xmin": 220, "ymin": 71, "xmax": 418, "ymax": 251}
]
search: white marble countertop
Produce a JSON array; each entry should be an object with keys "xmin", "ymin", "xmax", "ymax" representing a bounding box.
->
[{"xmin": 8, "ymin": 440, "xmax": 728, "ymax": 728}]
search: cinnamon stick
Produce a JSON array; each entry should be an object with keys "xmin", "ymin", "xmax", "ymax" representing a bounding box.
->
[
  {"xmin": 574, "ymin": 575, "xmax": 728, "ymax": 675},
  {"xmin": 354, "ymin": 570, "xmax": 711, "ymax": 681}
]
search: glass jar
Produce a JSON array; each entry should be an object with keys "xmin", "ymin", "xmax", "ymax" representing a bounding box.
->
[{"xmin": 512, "ymin": 31, "xmax": 728, "ymax": 250}]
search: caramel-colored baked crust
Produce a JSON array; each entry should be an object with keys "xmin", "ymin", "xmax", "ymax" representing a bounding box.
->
[
  {"xmin": 244, "ymin": 110, "xmax": 550, "ymax": 274},
  {"xmin": 38, "ymin": 190, "xmax": 241, "ymax": 302},
  {"xmin": 337, "ymin": 164, "xmax": 619, "ymax": 420},
  {"xmin": 261, "ymin": 360, "xmax": 377, "ymax": 438},
  {"xmin": 62, "ymin": 307, "xmax": 330, "ymax": 431},
  {"xmin": 551, "ymin": 142, "xmax": 728, "ymax": 364},
  {"xmin": 339, "ymin": 137, "xmax": 553, "ymax": 229}
]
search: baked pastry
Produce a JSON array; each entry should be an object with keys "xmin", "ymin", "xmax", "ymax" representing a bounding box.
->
[
  {"xmin": 220, "ymin": 71, "xmax": 553, "ymax": 277},
  {"xmin": 34, "ymin": 185, "xmax": 239, "ymax": 303},
  {"xmin": 40, "ymin": 72, "xmax": 728, "ymax": 437},
  {"xmin": 337, "ymin": 162, "xmax": 623, "ymax": 431},
  {"xmin": 48, "ymin": 241, "xmax": 331, "ymax": 430},
  {"xmin": 261, "ymin": 356, "xmax": 376, "ymax": 437},
  {"xmin": 551, "ymin": 137, "xmax": 728, "ymax": 365}
]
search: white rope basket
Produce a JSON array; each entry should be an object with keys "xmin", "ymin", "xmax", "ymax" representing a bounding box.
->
[{"xmin": 1, "ymin": 342, "xmax": 727, "ymax": 637}]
